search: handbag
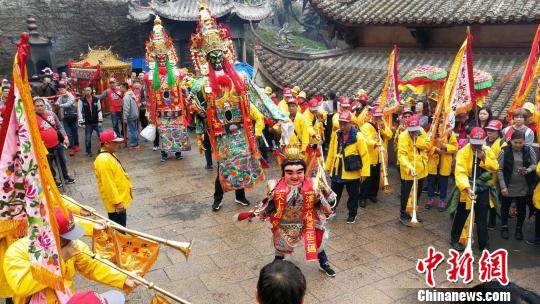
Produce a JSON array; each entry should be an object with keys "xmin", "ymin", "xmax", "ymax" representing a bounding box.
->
[
  {"xmin": 344, "ymin": 155, "xmax": 362, "ymax": 171},
  {"xmin": 38, "ymin": 113, "xmax": 64, "ymax": 143},
  {"xmin": 339, "ymin": 132, "xmax": 362, "ymax": 172}
]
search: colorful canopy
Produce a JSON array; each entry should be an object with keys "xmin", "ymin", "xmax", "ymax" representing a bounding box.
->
[{"xmin": 399, "ymin": 65, "xmax": 447, "ymax": 95}]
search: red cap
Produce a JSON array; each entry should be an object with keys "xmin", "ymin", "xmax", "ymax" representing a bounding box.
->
[
  {"xmin": 99, "ymin": 129, "xmax": 124, "ymax": 144},
  {"xmin": 485, "ymin": 120, "xmax": 503, "ymax": 131},
  {"xmin": 339, "ymin": 97, "xmax": 351, "ymax": 108},
  {"xmin": 338, "ymin": 111, "xmax": 353, "ymax": 122},
  {"xmin": 283, "ymin": 87, "xmax": 292, "ymax": 96},
  {"xmin": 469, "ymin": 127, "xmax": 486, "ymax": 145},
  {"xmin": 286, "ymin": 97, "xmax": 299, "ymax": 105},
  {"xmin": 308, "ymin": 98, "xmax": 320, "ymax": 110},
  {"xmin": 406, "ymin": 115, "xmax": 421, "ymax": 131},
  {"xmin": 371, "ymin": 106, "xmax": 384, "ymax": 117},
  {"xmin": 67, "ymin": 290, "xmax": 125, "ymax": 304},
  {"xmin": 358, "ymin": 93, "xmax": 369, "ymax": 103},
  {"xmin": 55, "ymin": 208, "xmax": 85, "ymax": 240}
]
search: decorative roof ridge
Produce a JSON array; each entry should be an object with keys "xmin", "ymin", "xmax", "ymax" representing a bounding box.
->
[{"xmin": 251, "ymin": 26, "xmax": 353, "ymax": 60}]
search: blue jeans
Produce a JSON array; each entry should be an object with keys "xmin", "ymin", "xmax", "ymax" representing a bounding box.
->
[
  {"xmin": 127, "ymin": 119, "xmax": 139, "ymax": 147},
  {"xmin": 63, "ymin": 117, "xmax": 79, "ymax": 148},
  {"xmin": 427, "ymin": 174, "xmax": 449, "ymax": 200},
  {"xmin": 85, "ymin": 124, "xmax": 102, "ymax": 154},
  {"xmin": 111, "ymin": 112, "xmax": 122, "ymax": 137}
]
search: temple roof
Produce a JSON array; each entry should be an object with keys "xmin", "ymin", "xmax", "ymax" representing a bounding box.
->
[
  {"xmin": 71, "ymin": 47, "xmax": 131, "ymax": 70},
  {"xmin": 254, "ymin": 38, "xmax": 535, "ymax": 118},
  {"xmin": 128, "ymin": 0, "xmax": 271, "ymax": 23},
  {"xmin": 310, "ymin": 0, "xmax": 540, "ymax": 26}
]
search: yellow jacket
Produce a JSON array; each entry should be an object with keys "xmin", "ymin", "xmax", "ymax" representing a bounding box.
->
[
  {"xmin": 397, "ymin": 130, "xmax": 430, "ymax": 180},
  {"xmin": 355, "ymin": 107, "xmax": 370, "ymax": 130},
  {"xmin": 486, "ymin": 137, "xmax": 506, "ymax": 185},
  {"xmin": 427, "ymin": 132, "xmax": 458, "ymax": 176},
  {"xmin": 249, "ymin": 103, "xmax": 264, "ymax": 137},
  {"xmin": 279, "ymin": 112, "xmax": 310, "ymax": 153},
  {"xmin": 360, "ymin": 121, "xmax": 393, "ymax": 165},
  {"xmin": 94, "ymin": 150, "xmax": 133, "ymax": 213},
  {"xmin": 455, "ymin": 143, "xmax": 499, "ymax": 209},
  {"xmin": 0, "ymin": 196, "xmax": 88, "ymax": 299},
  {"xmin": 278, "ymin": 99, "xmax": 289, "ymax": 115},
  {"xmin": 303, "ymin": 108, "xmax": 327, "ymax": 144},
  {"xmin": 3, "ymin": 238, "xmax": 127, "ymax": 304},
  {"xmin": 325, "ymin": 128, "xmax": 371, "ymax": 180},
  {"xmin": 532, "ymin": 162, "xmax": 540, "ymax": 209}
]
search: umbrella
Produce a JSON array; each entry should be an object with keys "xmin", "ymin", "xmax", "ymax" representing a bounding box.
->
[
  {"xmin": 399, "ymin": 65, "xmax": 447, "ymax": 95},
  {"xmin": 473, "ymin": 69, "xmax": 494, "ymax": 107}
]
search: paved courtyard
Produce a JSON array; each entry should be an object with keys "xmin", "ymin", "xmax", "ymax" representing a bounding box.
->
[{"xmin": 65, "ymin": 128, "xmax": 540, "ymax": 304}]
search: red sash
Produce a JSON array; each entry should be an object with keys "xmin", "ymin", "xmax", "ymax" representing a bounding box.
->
[{"xmin": 272, "ymin": 178, "xmax": 319, "ymax": 261}]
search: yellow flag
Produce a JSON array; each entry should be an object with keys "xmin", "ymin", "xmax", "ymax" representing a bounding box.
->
[{"xmin": 151, "ymin": 295, "xmax": 173, "ymax": 304}]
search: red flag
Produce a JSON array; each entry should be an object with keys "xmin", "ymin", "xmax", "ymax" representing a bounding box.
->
[{"xmin": 509, "ymin": 25, "xmax": 540, "ymax": 113}]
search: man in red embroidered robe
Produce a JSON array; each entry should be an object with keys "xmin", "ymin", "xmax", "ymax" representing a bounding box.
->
[{"xmin": 236, "ymin": 146, "xmax": 337, "ymax": 277}]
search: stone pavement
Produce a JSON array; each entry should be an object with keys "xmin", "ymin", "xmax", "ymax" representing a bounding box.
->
[{"xmin": 63, "ymin": 130, "xmax": 539, "ymax": 304}]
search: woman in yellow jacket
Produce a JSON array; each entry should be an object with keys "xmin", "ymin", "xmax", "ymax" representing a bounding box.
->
[
  {"xmin": 274, "ymin": 98, "xmax": 310, "ymax": 156},
  {"xmin": 397, "ymin": 115, "xmax": 429, "ymax": 223},
  {"xmin": 529, "ymin": 161, "xmax": 540, "ymax": 245},
  {"xmin": 360, "ymin": 106, "xmax": 392, "ymax": 206},
  {"xmin": 3, "ymin": 208, "xmax": 137, "ymax": 304},
  {"xmin": 449, "ymin": 127, "xmax": 499, "ymax": 252},
  {"xmin": 425, "ymin": 131, "xmax": 458, "ymax": 212},
  {"xmin": 303, "ymin": 98, "xmax": 327, "ymax": 145},
  {"xmin": 94, "ymin": 129, "xmax": 133, "ymax": 227},
  {"xmin": 325, "ymin": 111, "xmax": 370, "ymax": 224},
  {"xmin": 485, "ymin": 119, "xmax": 506, "ymax": 230}
]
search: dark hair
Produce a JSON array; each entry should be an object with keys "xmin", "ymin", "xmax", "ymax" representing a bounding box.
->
[
  {"xmin": 513, "ymin": 108, "xmax": 527, "ymax": 119},
  {"xmin": 478, "ymin": 107, "xmax": 493, "ymax": 122},
  {"xmin": 57, "ymin": 83, "xmax": 66, "ymax": 89},
  {"xmin": 257, "ymin": 260, "xmax": 306, "ymax": 304},
  {"xmin": 121, "ymin": 82, "xmax": 129, "ymax": 89},
  {"xmin": 511, "ymin": 130, "xmax": 525, "ymax": 141},
  {"xmin": 327, "ymin": 90, "xmax": 337, "ymax": 111},
  {"xmin": 465, "ymin": 281, "xmax": 540, "ymax": 304},
  {"xmin": 281, "ymin": 159, "xmax": 307, "ymax": 177}
]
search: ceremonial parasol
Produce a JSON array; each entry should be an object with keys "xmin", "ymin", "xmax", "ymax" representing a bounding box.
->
[
  {"xmin": 473, "ymin": 69, "xmax": 494, "ymax": 107},
  {"xmin": 399, "ymin": 65, "xmax": 447, "ymax": 95}
]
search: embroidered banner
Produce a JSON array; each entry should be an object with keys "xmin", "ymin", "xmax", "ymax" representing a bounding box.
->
[
  {"xmin": 0, "ymin": 33, "xmax": 67, "ymax": 292},
  {"xmin": 442, "ymin": 32, "xmax": 475, "ymax": 135}
]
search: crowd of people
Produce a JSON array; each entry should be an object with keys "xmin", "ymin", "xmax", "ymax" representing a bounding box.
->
[
  {"xmin": 1, "ymin": 3, "xmax": 539, "ymax": 303},
  {"xmin": 1, "ymin": 62, "xmax": 540, "ymax": 303}
]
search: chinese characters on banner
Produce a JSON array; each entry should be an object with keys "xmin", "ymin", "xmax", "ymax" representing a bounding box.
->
[{"xmin": 416, "ymin": 246, "xmax": 508, "ymax": 288}]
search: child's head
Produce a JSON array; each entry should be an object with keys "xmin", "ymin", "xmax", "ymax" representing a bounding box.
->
[{"xmin": 512, "ymin": 108, "xmax": 527, "ymax": 127}]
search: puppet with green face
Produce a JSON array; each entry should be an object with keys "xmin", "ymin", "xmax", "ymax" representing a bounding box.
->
[{"xmin": 189, "ymin": 2, "xmax": 285, "ymax": 195}]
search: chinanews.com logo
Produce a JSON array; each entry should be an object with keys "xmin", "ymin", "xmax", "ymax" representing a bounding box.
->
[{"xmin": 415, "ymin": 246, "xmax": 512, "ymax": 303}]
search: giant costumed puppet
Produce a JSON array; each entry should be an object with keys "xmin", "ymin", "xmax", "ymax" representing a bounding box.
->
[
  {"xmin": 144, "ymin": 16, "xmax": 191, "ymax": 162},
  {"xmin": 235, "ymin": 144, "xmax": 338, "ymax": 277},
  {"xmin": 189, "ymin": 0, "xmax": 286, "ymax": 211}
]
